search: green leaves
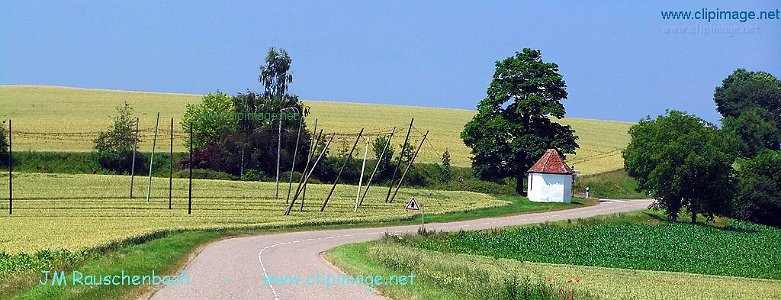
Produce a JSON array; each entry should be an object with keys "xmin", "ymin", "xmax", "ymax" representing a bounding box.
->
[
  {"xmin": 93, "ymin": 102, "xmax": 137, "ymax": 154},
  {"xmin": 715, "ymin": 68, "xmax": 781, "ymax": 157},
  {"xmin": 733, "ymin": 150, "xmax": 781, "ymax": 227},
  {"xmin": 624, "ymin": 110, "xmax": 733, "ymax": 221},
  {"xmin": 462, "ymin": 48, "xmax": 578, "ymax": 190},
  {"xmin": 181, "ymin": 91, "xmax": 237, "ymax": 150}
]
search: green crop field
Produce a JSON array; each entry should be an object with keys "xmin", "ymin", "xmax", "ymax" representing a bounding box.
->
[
  {"xmin": 327, "ymin": 211, "xmax": 781, "ymax": 299},
  {"xmin": 0, "ymin": 172, "xmax": 507, "ymax": 254},
  {"xmin": 328, "ymin": 241, "xmax": 781, "ymax": 300},
  {"xmin": 407, "ymin": 221, "xmax": 781, "ymax": 280},
  {"xmin": 0, "ymin": 85, "xmax": 633, "ymax": 175}
]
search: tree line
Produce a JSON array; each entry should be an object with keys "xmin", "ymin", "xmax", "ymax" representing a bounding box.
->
[
  {"xmin": 89, "ymin": 47, "xmax": 455, "ymax": 188},
  {"xmin": 624, "ymin": 69, "xmax": 781, "ymax": 227}
]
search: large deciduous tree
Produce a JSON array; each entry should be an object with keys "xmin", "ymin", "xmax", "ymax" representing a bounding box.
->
[
  {"xmin": 461, "ymin": 48, "xmax": 578, "ymax": 194},
  {"xmin": 624, "ymin": 110, "xmax": 734, "ymax": 223},
  {"xmin": 715, "ymin": 69, "xmax": 781, "ymax": 156}
]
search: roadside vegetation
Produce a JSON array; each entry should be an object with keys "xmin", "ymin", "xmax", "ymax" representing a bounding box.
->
[{"xmin": 572, "ymin": 169, "xmax": 646, "ymax": 199}]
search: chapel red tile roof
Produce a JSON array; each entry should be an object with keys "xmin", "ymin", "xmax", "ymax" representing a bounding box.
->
[{"xmin": 527, "ymin": 149, "xmax": 574, "ymax": 174}]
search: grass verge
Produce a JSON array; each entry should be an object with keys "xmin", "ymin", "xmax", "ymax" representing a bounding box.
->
[{"xmin": 573, "ymin": 169, "xmax": 646, "ymax": 199}]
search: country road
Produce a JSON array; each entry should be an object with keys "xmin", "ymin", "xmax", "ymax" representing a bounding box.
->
[{"xmin": 147, "ymin": 199, "xmax": 652, "ymax": 300}]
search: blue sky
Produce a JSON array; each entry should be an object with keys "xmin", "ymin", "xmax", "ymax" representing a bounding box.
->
[{"xmin": 2, "ymin": 0, "xmax": 779, "ymax": 123}]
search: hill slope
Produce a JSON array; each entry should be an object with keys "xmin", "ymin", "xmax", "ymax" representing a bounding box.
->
[{"xmin": 0, "ymin": 85, "xmax": 633, "ymax": 174}]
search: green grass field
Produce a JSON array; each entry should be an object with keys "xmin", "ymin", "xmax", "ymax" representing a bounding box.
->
[
  {"xmin": 326, "ymin": 211, "xmax": 781, "ymax": 300},
  {"xmin": 0, "ymin": 85, "xmax": 633, "ymax": 175},
  {"xmin": 0, "ymin": 172, "xmax": 508, "ymax": 254}
]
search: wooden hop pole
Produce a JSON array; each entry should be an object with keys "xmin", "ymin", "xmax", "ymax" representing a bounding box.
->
[
  {"xmin": 129, "ymin": 117, "xmax": 139, "ymax": 199},
  {"xmin": 358, "ymin": 127, "xmax": 395, "ymax": 208},
  {"xmin": 146, "ymin": 112, "xmax": 160, "ymax": 202},
  {"xmin": 387, "ymin": 118, "xmax": 413, "ymax": 202},
  {"xmin": 354, "ymin": 138, "xmax": 369, "ymax": 212},
  {"xmin": 168, "ymin": 118, "xmax": 173, "ymax": 209},
  {"xmin": 301, "ymin": 120, "xmax": 318, "ymax": 212},
  {"xmin": 285, "ymin": 132, "xmax": 334, "ymax": 215},
  {"xmin": 275, "ymin": 115, "xmax": 282, "ymax": 200},
  {"xmin": 188, "ymin": 124, "xmax": 193, "ymax": 215},
  {"xmin": 286, "ymin": 115, "xmax": 303, "ymax": 204},
  {"xmin": 8, "ymin": 119, "xmax": 11, "ymax": 215},
  {"xmin": 321, "ymin": 128, "xmax": 364, "ymax": 212},
  {"xmin": 389, "ymin": 131, "xmax": 428, "ymax": 203}
]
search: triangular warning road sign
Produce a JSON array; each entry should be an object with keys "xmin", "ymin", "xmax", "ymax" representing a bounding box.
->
[{"xmin": 405, "ymin": 197, "xmax": 419, "ymax": 211}]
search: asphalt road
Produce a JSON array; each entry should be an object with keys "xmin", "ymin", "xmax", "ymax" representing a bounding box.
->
[{"xmin": 148, "ymin": 199, "xmax": 652, "ymax": 300}]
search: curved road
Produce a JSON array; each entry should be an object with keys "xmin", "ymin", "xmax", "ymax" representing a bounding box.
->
[{"xmin": 148, "ymin": 199, "xmax": 652, "ymax": 300}]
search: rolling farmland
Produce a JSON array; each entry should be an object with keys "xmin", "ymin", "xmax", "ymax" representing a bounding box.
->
[
  {"xmin": 0, "ymin": 85, "xmax": 633, "ymax": 175},
  {"xmin": 0, "ymin": 172, "xmax": 507, "ymax": 254}
]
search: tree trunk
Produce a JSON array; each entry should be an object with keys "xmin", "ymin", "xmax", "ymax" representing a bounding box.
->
[
  {"xmin": 515, "ymin": 174, "xmax": 526, "ymax": 196},
  {"xmin": 691, "ymin": 210, "xmax": 697, "ymax": 224}
]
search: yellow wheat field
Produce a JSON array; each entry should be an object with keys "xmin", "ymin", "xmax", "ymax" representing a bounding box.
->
[{"xmin": 0, "ymin": 85, "xmax": 633, "ymax": 174}]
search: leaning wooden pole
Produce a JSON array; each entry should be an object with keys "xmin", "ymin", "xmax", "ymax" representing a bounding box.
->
[
  {"xmin": 285, "ymin": 116, "xmax": 303, "ymax": 204},
  {"xmin": 320, "ymin": 128, "xmax": 364, "ymax": 212},
  {"xmin": 8, "ymin": 119, "xmax": 11, "ymax": 215},
  {"xmin": 146, "ymin": 112, "xmax": 160, "ymax": 202},
  {"xmin": 354, "ymin": 138, "xmax": 369, "ymax": 212},
  {"xmin": 359, "ymin": 127, "xmax": 395, "ymax": 208},
  {"xmin": 285, "ymin": 132, "xmax": 334, "ymax": 215},
  {"xmin": 386, "ymin": 118, "xmax": 413, "ymax": 202},
  {"xmin": 188, "ymin": 124, "xmax": 193, "ymax": 215},
  {"xmin": 129, "ymin": 117, "xmax": 139, "ymax": 199},
  {"xmin": 168, "ymin": 118, "xmax": 173, "ymax": 209},
  {"xmin": 275, "ymin": 115, "xmax": 282, "ymax": 200},
  {"xmin": 301, "ymin": 120, "xmax": 318, "ymax": 212},
  {"xmin": 389, "ymin": 130, "xmax": 428, "ymax": 203}
]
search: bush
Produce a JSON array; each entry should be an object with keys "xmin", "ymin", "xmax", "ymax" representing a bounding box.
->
[
  {"xmin": 173, "ymin": 168, "xmax": 237, "ymax": 180},
  {"xmin": 280, "ymin": 170, "xmax": 304, "ymax": 183},
  {"xmin": 94, "ymin": 150, "xmax": 147, "ymax": 175},
  {"xmin": 7, "ymin": 151, "xmax": 99, "ymax": 174},
  {"xmin": 241, "ymin": 169, "xmax": 265, "ymax": 181}
]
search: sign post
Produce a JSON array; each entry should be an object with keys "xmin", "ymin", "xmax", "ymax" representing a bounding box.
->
[{"xmin": 405, "ymin": 197, "xmax": 423, "ymax": 230}]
